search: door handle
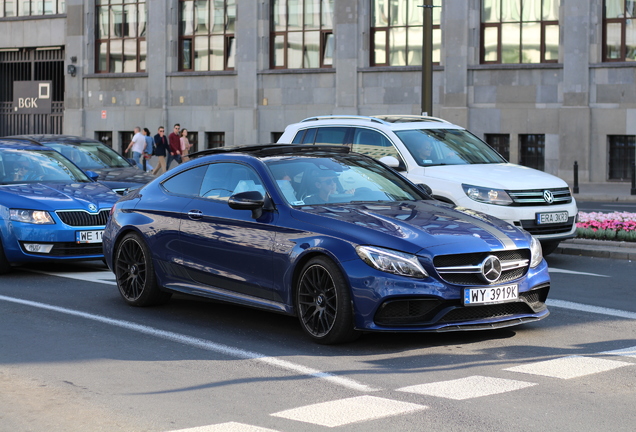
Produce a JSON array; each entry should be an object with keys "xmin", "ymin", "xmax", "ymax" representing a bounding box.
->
[{"xmin": 187, "ymin": 209, "xmax": 203, "ymax": 219}]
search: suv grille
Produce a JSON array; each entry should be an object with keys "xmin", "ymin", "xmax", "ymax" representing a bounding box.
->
[
  {"xmin": 517, "ymin": 217, "xmax": 575, "ymax": 236},
  {"xmin": 507, "ymin": 187, "xmax": 572, "ymax": 206},
  {"xmin": 433, "ymin": 249, "xmax": 530, "ymax": 286},
  {"xmin": 56, "ymin": 209, "xmax": 110, "ymax": 227}
]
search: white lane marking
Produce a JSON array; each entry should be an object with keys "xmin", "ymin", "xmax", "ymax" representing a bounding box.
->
[
  {"xmin": 548, "ymin": 268, "xmax": 610, "ymax": 278},
  {"xmin": 0, "ymin": 294, "xmax": 376, "ymax": 393},
  {"xmin": 546, "ymin": 299, "xmax": 636, "ymax": 320},
  {"xmin": 271, "ymin": 395, "xmax": 427, "ymax": 428},
  {"xmin": 397, "ymin": 376, "xmax": 537, "ymax": 400},
  {"xmin": 505, "ymin": 355, "xmax": 632, "ymax": 379},
  {"xmin": 168, "ymin": 423, "xmax": 280, "ymax": 432},
  {"xmin": 28, "ymin": 270, "xmax": 117, "ymax": 285},
  {"xmin": 602, "ymin": 346, "xmax": 636, "ymax": 359}
]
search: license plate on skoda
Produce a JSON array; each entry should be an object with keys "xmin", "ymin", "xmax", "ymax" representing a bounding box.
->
[
  {"xmin": 76, "ymin": 230, "xmax": 103, "ymax": 244},
  {"xmin": 464, "ymin": 285, "xmax": 519, "ymax": 306},
  {"xmin": 536, "ymin": 211, "xmax": 568, "ymax": 225}
]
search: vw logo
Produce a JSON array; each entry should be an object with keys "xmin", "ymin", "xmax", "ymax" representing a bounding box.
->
[
  {"xmin": 88, "ymin": 204, "xmax": 98, "ymax": 212},
  {"xmin": 543, "ymin": 190, "xmax": 554, "ymax": 204},
  {"xmin": 480, "ymin": 255, "xmax": 502, "ymax": 283}
]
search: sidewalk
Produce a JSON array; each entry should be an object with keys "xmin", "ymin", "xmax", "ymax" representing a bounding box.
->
[{"xmin": 571, "ymin": 182, "xmax": 636, "ymax": 202}]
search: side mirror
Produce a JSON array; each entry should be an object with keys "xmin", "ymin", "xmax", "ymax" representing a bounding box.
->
[
  {"xmin": 417, "ymin": 183, "xmax": 433, "ymax": 196},
  {"xmin": 85, "ymin": 170, "xmax": 100, "ymax": 181},
  {"xmin": 228, "ymin": 191, "xmax": 265, "ymax": 219},
  {"xmin": 379, "ymin": 155, "xmax": 406, "ymax": 171}
]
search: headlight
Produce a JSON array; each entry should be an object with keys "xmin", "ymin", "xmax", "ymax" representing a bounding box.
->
[
  {"xmin": 356, "ymin": 245, "xmax": 428, "ymax": 278},
  {"xmin": 462, "ymin": 184, "xmax": 513, "ymax": 206},
  {"xmin": 10, "ymin": 209, "xmax": 55, "ymax": 225},
  {"xmin": 530, "ymin": 236, "xmax": 543, "ymax": 268}
]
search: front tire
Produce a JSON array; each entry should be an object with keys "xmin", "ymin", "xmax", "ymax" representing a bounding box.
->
[
  {"xmin": 114, "ymin": 232, "xmax": 171, "ymax": 306},
  {"xmin": 295, "ymin": 256, "xmax": 359, "ymax": 344}
]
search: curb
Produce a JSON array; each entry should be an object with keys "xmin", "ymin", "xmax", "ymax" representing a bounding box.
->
[{"xmin": 555, "ymin": 239, "xmax": 636, "ymax": 261}]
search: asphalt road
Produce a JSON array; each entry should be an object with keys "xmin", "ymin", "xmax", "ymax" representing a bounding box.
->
[
  {"xmin": 576, "ymin": 200, "xmax": 636, "ymax": 213},
  {"xmin": 0, "ymin": 255, "xmax": 634, "ymax": 432}
]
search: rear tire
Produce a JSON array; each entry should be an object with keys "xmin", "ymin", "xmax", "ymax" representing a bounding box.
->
[
  {"xmin": 295, "ymin": 256, "xmax": 359, "ymax": 344},
  {"xmin": 0, "ymin": 239, "xmax": 11, "ymax": 275},
  {"xmin": 114, "ymin": 232, "xmax": 171, "ymax": 306}
]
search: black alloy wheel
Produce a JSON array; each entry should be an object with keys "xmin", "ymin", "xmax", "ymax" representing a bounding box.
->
[
  {"xmin": 115, "ymin": 232, "xmax": 171, "ymax": 306},
  {"xmin": 296, "ymin": 256, "xmax": 359, "ymax": 344}
]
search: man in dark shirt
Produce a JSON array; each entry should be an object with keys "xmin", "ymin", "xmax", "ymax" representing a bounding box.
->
[
  {"xmin": 167, "ymin": 123, "xmax": 182, "ymax": 170},
  {"xmin": 152, "ymin": 126, "xmax": 169, "ymax": 175}
]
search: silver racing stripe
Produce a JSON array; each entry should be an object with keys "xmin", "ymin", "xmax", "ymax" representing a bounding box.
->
[{"xmin": 436, "ymin": 206, "xmax": 518, "ymax": 249}]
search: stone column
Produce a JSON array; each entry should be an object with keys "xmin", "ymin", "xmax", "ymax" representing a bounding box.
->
[
  {"xmin": 63, "ymin": 0, "xmax": 85, "ymax": 135},
  {"xmin": 333, "ymin": 0, "xmax": 358, "ymax": 113}
]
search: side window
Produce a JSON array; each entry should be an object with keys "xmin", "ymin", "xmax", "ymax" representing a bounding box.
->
[
  {"xmin": 198, "ymin": 162, "xmax": 265, "ymax": 200},
  {"xmin": 351, "ymin": 128, "xmax": 400, "ymax": 160},
  {"xmin": 162, "ymin": 165, "xmax": 207, "ymax": 196},
  {"xmin": 314, "ymin": 127, "xmax": 350, "ymax": 145},
  {"xmin": 301, "ymin": 128, "xmax": 317, "ymax": 144},
  {"xmin": 291, "ymin": 130, "xmax": 305, "ymax": 144}
]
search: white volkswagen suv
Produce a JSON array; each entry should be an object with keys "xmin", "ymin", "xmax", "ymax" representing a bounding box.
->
[{"xmin": 277, "ymin": 115, "xmax": 577, "ymax": 254}]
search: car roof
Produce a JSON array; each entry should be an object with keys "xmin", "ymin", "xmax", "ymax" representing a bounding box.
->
[
  {"xmin": 5, "ymin": 134, "xmax": 102, "ymax": 145},
  {"xmin": 0, "ymin": 137, "xmax": 52, "ymax": 151},
  {"xmin": 294, "ymin": 115, "xmax": 465, "ymax": 131},
  {"xmin": 190, "ymin": 144, "xmax": 351, "ymax": 160}
]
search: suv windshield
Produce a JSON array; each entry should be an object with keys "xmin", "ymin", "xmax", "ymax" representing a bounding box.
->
[
  {"xmin": 265, "ymin": 154, "xmax": 425, "ymax": 206},
  {"xmin": 396, "ymin": 129, "xmax": 506, "ymax": 166},
  {"xmin": 0, "ymin": 149, "xmax": 91, "ymax": 184},
  {"xmin": 44, "ymin": 142, "xmax": 131, "ymax": 169}
]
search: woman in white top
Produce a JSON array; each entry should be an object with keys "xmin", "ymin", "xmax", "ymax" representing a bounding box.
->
[{"xmin": 180, "ymin": 128, "xmax": 191, "ymax": 163}]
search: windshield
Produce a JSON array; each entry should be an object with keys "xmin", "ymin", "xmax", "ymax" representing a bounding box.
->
[
  {"xmin": 0, "ymin": 149, "xmax": 91, "ymax": 184},
  {"xmin": 265, "ymin": 154, "xmax": 426, "ymax": 206},
  {"xmin": 395, "ymin": 129, "xmax": 506, "ymax": 166},
  {"xmin": 45, "ymin": 142, "xmax": 131, "ymax": 169}
]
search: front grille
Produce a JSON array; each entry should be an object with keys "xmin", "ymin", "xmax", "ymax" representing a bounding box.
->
[
  {"xmin": 508, "ymin": 187, "xmax": 572, "ymax": 206},
  {"xmin": 373, "ymin": 285, "xmax": 549, "ymax": 327},
  {"xmin": 433, "ymin": 249, "xmax": 530, "ymax": 286},
  {"xmin": 56, "ymin": 209, "xmax": 110, "ymax": 227},
  {"xmin": 21, "ymin": 242, "xmax": 103, "ymax": 257},
  {"xmin": 519, "ymin": 217, "xmax": 575, "ymax": 235}
]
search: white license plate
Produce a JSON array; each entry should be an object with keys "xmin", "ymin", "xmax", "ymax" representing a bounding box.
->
[
  {"xmin": 76, "ymin": 230, "xmax": 103, "ymax": 244},
  {"xmin": 464, "ymin": 284, "xmax": 519, "ymax": 306},
  {"xmin": 536, "ymin": 211, "xmax": 569, "ymax": 225}
]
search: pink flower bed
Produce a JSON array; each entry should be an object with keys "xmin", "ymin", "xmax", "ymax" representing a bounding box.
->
[{"xmin": 576, "ymin": 211, "xmax": 636, "ymax": 241}]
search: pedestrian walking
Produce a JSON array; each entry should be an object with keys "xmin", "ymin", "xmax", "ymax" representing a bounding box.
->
[
  {"xmin": 167, "ymin": 123, "xmax": 182, "ymax": 170},
  {"xmin": 124, "ymin": 126, "xmax": 145, "ymax": 168},
  {"xmin": 142, "ymin": 127, "xmax": 154, "ymax": 172},
  {"xmin": 152, "ymin": 126, "xmax": 169, "ymax": 175},
  {"xmin": 180, "ymin": 128, "xmax": 192, "ymax": 163}
]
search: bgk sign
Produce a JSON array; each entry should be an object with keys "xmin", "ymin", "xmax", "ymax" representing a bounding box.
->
[{"xmin": 13, "ymin": 81, "xmax": 52, "ymax": 114}]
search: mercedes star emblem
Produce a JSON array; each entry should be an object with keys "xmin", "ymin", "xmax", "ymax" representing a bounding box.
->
[{"xmin": 480, "ymin": 255, "xmax": 502, "ymax": 283}]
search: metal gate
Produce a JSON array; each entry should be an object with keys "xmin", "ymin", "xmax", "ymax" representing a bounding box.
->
[{"xmin": 0, "ymin": 47, "xmax": 65, "ymax": 136}]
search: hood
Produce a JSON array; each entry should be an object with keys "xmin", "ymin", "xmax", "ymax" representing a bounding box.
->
[
  {"xmin": 292, "ymin": 200, "xmax": 530, "ymax": 255},
  {"xmin": 0, "ymin": 182, "xmax": 119, "ymax": 212},
  {"xmin": 416, "ymin": 163, "xmax": 568, "ymax": 190},
  {"xmin": 90, "ymin": 167, "xmax": 155, "ymax": 186}
]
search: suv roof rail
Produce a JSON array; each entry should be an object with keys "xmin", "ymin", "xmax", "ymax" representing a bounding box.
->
[
  {"xmin": 189, "ymin": 143, "xmax": 351, "ymax": 159},
  {"xmin": 300, "ymin": 115, "xmax": 388, "ymax": 125},
  {"xmin": 371, "ymin": 115, "xmax": 452, "ymax": 124}
]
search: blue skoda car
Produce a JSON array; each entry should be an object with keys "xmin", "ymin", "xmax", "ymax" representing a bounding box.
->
[
  {"xmin": 0, "ymin": 139, "xmax": 119, "ymax": 273},
  {"xmin": 103, "ymin": 145, "xmax": 550, "ymax": 344}
]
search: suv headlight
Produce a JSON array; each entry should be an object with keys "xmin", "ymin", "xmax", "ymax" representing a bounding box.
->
[
  {"xmin": 530, "ymin": 236, "xmax": 543, "ymax": 268},
  {"xmin": 462, "ymin": 184, "xmax": 513, "ymax": 206},
  {"xmin": 10, "ymin": 209, "xmax": 55, "ymax": 225},
  {"xmin": 356, "ymin": 245, "xmax": 428, "ymax": 278}
]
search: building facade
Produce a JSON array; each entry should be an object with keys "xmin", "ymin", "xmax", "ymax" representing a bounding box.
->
[{"xmin": 0, "ymin": 0, "xmax": 634, "ymax": 184}]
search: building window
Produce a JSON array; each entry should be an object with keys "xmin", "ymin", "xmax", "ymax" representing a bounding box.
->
[
  {"xmin": 603, "ymin": 0, "xmax": 636, "ymax": 61},
  {"xmin": 206, "ymin": 132, "xmax": 225, "ymax": 148},
  {"xmin": 179, "ymin": 0, "xmax": 236, "ymax": 71},
  {"xmin": 185, "ymin": 131, "xmax": 199, "ymax": 153},
  {"xmin": 96, "ymin": 0, "xmax": 147, "ymax": 73},
  {"xmin": 519, "ymin": 134, "xmax": 545, "ymax": 171},
  {"xmin": 270, "ymin": 0, "xmax": 334, "ymax": 69},
  {"xmin": 608, "ymin": 135, "xmax": 636, "ymax": 180},
  {"xmin": 484, "ymin": 134, "xmax": 510, "ymax": 161},
  {"xmin": 371, "ymin": 0, "xmax": 441, "ymax": 66},
  {"xmin": 481, "ymin": 0, "xmax": 559, "ymax": 64},
  {"xmin": 95, "ymin": 131, "xmax": 113, "ymax": 148},
  {"xmin": 271, "ymin": 132, "xmax": 284, "ymax": 142},
  {"xmin": 120, "ymin": 131, "xmax": 134, "ymax": 156},
  {"xmin": 0, "ymin": 0, "xmax": 65, "ymax": 17}
]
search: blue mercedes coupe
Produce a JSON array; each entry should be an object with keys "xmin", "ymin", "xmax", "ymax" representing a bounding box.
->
[
  {"xmin": 103, "ymin": 145, "xmax": 550, "ymax": 344},
  {"xmin": 0, "ymin": 139, "xmax": 119, "ymax": 273}
]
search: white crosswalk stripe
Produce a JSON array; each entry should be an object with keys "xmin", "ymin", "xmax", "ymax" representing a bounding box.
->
[
  {"xmin": 505, "ymin": 355, "xmax": 633, "ymax": 379},
  {"xmin": 397, "ymin": 375, "xmax": 537, "ymax": 400},
  {"xmin": 28, "ymin": 269, "xmax": 117, "ymax": 285},
  {"xmin": 168, "ymin": 423, "xmax": 280, "ymax": 432},
  {"xmin": 270, "ymin": 395, "xmax": 427, "ymax": 428},
  {"xmin": 602, "ymin": 346, "xmax": 636, "ymax": 358}
]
